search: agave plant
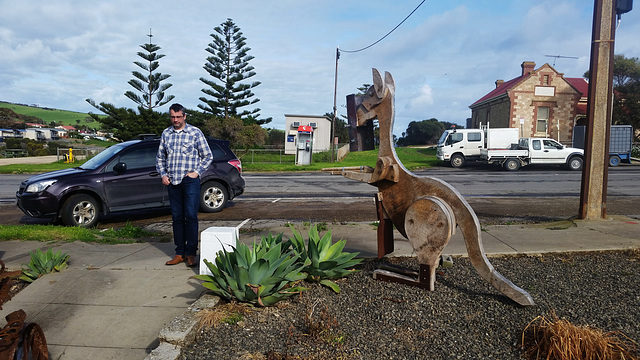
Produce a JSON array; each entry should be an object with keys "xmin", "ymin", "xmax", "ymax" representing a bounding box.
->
[
  {"xmin": 19, "ymin": 248, "xmax": 69, "ymax": 283},
  {"xmin": 288, "ymin": 224, "xmax": 363, "ymax": 293},
  {"xmin": 194, "ymin": 239, "xmax": 309, "ymax": 306}
]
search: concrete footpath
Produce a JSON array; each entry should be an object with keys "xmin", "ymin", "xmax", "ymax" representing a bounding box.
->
[{"xmin": 1, "ymin": 216, "xmax": 640, "ymax": 360}]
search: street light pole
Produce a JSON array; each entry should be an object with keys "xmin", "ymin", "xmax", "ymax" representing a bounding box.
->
[{"xmin": 331, "ymin": 47, "xmax": 339, "ymax": 163}]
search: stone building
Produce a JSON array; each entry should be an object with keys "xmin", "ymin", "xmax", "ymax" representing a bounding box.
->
[
  {"xmin": 284, "ymin": 114, "xmax": 331, "ymax": 155},
  {"xmin": 469, "ymin": 61, "xmax": 588, "ymax": 143}
]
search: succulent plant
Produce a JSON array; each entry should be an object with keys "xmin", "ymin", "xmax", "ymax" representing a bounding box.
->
[
  {"xmin": 20, "ymin": 248, "xmax": 69, "ymax": 283},
  {"xmin": 195, "ymin": 240, "xmax": 309, "ymax": 306},
  {"xmin": 288, "ymin": 224, "xmax": 362, "ymax": 293}
]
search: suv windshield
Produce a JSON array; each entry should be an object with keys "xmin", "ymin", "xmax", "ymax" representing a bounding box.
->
[{"xmin": 79, "ymin": 142, "xmax": 131, "ymax": 170}]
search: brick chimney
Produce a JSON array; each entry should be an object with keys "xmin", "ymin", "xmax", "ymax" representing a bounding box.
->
[
  {"xmin": 521, "ymin": 61, "xmax": 536, "ymax": 76},
  {"xmin": 495, "ymin": 79, "xmax": 504, "ymax": 88}
]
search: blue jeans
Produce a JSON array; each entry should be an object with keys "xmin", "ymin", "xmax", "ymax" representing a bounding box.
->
[{"xmin": 167, "ymin": 176, "xmax": 200, "ymax": 256}]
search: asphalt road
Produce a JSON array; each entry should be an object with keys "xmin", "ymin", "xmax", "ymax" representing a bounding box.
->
[{"xmin": 2, "ymin": 164, "xmax": 639, "ymax": 228}]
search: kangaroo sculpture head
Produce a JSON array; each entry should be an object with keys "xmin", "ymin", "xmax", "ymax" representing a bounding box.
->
[{"xmin": 356, "ymin": 68, "xmax": 395, "ymax": 127}]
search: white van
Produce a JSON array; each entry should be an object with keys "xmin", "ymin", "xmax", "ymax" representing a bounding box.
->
[{"xmin": 436, "ymin": 127, "xmax": 519, "ymax": 168}]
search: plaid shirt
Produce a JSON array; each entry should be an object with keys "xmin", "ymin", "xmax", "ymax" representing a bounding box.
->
[{"xmin": 156, "ymin": 123, "xmax": 213, "ymax": 185}]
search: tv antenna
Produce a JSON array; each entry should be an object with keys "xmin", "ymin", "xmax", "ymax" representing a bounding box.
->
[{"xmin": 545, "ymin": 54, "xmax": 579, "ymax": 67}]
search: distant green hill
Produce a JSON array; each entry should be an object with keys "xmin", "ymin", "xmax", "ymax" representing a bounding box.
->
[{"xmin": 0, "ymin": 101, "xmax": 101, "ymax": 129}]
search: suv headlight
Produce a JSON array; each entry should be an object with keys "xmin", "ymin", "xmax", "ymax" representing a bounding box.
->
[{"xmin": 25, "ymin": 179, "xmax": 57, "ymax": 193}]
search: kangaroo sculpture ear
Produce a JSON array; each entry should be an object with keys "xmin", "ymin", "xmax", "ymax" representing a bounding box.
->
[
  {"xmin": 372, "ymin": 68, "xmax": 384, "ymax": 98},
  {"xmin": 385, "ymin": 71, "xmax": 395, "ymax": 92}
]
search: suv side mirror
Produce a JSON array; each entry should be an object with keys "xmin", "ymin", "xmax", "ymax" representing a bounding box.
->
[{"xmin": 113, "ymin": 162, "xmax": 127, "ymax": 175}]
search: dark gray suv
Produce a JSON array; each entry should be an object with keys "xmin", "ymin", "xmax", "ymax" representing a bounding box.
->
[{"xmin": 16, "ymin": 136, "xmax": 244, "ymax": 227}]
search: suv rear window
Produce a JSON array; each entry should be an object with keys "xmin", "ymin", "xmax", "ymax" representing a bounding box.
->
[{"xmin": 209, "ymin": 142, "xmax": 226, "ymax": 159}]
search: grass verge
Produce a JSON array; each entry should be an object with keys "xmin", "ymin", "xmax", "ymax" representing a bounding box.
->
[
  {"xmin": 0, "ymin": 222, "xmax": 163, "ymax": 244},
  {"xmin": 241, "ymin": 147, "xmax": 439, "ymax": 172},
  {"xmin": 0, "ymin": 147, "xmax": 440, "ymax": 174}
]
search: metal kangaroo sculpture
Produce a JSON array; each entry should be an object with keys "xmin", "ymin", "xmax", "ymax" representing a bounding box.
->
[{"xmin": 344, "ymin": 69, "xmax": 534, "ymax": 306}]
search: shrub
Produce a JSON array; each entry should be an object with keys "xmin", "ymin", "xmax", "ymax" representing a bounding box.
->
[
  {"xmin": 287, "ymin": 224, "xmax": 363, "ymax": 293},
  {"xmin": 20, "ymin": 248, "xmax": 69, "ymax": 283},
  {"xmin": 195, "ymin": 239, "xmax": 308, "ymax": 307}
]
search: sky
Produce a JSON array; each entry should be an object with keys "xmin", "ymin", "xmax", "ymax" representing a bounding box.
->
[{"xmin": 1, "ymin": 1, "xmax": 639, "ymax": 137}]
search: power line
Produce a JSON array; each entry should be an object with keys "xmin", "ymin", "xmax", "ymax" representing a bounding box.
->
[
  {"xmin": 331, "ymin": 1, "xmax": 426, "ymax": 162},
  {"xmin": 340, "ymin": 0, "xmax": 427, "ymax": 54}
]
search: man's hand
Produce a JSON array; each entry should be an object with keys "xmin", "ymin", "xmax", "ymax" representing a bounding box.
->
[
  {"xmin": 162, "ymin": 175, "xmax": 171, "ymax": 186},
  {"xmin": 186, "ymin": 172, "xmax": 198, "ymax": 178}
]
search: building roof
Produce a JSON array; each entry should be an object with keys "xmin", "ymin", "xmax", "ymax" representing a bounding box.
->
[
  {"xmin": 470, "ymin": 75, "xmax": 526, "ymax": 107},
  {"xmin": 565, "ymin": 77, "xmax": 589, "ymax": 96},
  {"xmin": 57, "ymin": 125, "xmax": 76, "ymax": 131}
]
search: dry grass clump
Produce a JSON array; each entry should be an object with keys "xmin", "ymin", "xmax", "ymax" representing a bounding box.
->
[
  {"xmin": 196, "ymin": 301, "xmax": 253, "ymax": 331},
  {"xmin": 522, "ymin": 312, "xmax": 638, "ymax": 360}
]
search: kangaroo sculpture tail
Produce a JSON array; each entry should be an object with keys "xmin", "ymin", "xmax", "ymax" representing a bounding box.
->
[{"xmin": 347, "ymin": 68, "xmax": 534, "ymax": 306}]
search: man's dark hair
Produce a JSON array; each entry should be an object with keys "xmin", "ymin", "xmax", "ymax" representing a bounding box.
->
[{"xmin": 169, "ymin": 103, "xmax": 185, "ymax": 115}]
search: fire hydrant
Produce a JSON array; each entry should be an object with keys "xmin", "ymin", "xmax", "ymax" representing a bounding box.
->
[{"xmin": 64, "ymin": 148, "xmax": 74, "ymax": 163}]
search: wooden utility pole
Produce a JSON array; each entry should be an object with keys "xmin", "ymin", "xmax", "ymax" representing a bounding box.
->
[{"xmin": 579, "ymin": 0, "xmax": 617, "ymax": 220}]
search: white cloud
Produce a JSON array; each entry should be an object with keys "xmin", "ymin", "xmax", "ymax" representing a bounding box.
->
[{"xmin": 407, "ymin": 83, "xmax": 434, "ymax": 110}]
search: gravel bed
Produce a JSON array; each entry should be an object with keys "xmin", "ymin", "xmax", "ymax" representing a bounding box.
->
[{"xmin": 181, "ymin": 250, "xmax": 640, "ymax": 360}]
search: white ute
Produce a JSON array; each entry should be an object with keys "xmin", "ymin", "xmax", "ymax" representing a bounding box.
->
[{"xmin": 480, "ymin": 137, "xmax": 584, "ymax": 171}]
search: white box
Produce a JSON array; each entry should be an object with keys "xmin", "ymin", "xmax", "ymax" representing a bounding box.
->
[{"xmin": 200, "ymin": 227, "xmax": 238, "ymax": 276}]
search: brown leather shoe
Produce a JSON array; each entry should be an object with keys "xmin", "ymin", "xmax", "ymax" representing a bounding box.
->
[
  {"xmin": 186, "ymin": 256, "xmax": 197, "ymax": 267},
  {"xmin": 165, "ymin": 255, "xmax": 185, "ymax": 265}
]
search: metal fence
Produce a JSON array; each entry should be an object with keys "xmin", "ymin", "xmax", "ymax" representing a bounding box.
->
[
  {"xmin": 234, "ymin": 145, "xmax": 351, "ymax": 164},
  {"xmin": 56, "ymin": 147, "xmax": 103, "ymax": 162},
  {"xmin": 235, "ymin": 148, "xmax": 293, "ymax": 164}
]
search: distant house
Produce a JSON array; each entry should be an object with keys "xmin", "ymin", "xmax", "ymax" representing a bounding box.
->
[
  {"xmin": 0, "ymin": 129, "xmax": 23, "ymax": 141},
  {"xmin": 25, "ymin": 123, "xmax": 45, "ymax": 128},
  {"xmin": 469, "ymin": 61, "xmax": 588, "ymax": 143},
  {"xmin": 284, "ymin": 114, "xmax": 331, "ymax": 155},
  {"xmin": 56, "ymin": 125, "xmax": 76, "ymax": 133},
  {"xmin": 24, "ymin": 128, "xmax": 66, "ymax": 141}
]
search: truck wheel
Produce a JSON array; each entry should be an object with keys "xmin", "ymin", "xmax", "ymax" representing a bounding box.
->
[
  {"xmin": 200, "ymin": 181, "xmax": 228, "ymax": 213},
  {"xmin": 503, "ymin": 158, "xmax": 520, "ymax": 171},
  {"xmin": 450, "ymin": 154, "xmax": 465, "ymax": 168},
  {"xmin": 568, "ymin": 156, "xmax": 583, "ymax": 171},
  {"xmin": 61, "ymin": 194, "xmax": 99, "ymax": 228},
  {"xmin": 609, "ymin": 155, "xmax": 621, "ymax": 167}
]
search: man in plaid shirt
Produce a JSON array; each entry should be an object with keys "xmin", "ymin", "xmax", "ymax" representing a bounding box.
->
[{"xmin": 157, "ymin": 103, "xmax": 213, "ymax": 266}]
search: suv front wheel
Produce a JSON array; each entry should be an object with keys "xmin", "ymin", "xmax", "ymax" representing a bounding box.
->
[
  {"xmin": 200, "ymin": 181, "xmax": 228, "ymax": 213},
  {"xmin": 61, "ymin": 194, "xmax": 100, "ymax": 227}
]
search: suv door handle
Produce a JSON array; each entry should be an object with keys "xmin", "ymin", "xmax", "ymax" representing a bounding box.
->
[{"xmin": 149, "ymin": 171, "xmax": 160, "ymax": 176}]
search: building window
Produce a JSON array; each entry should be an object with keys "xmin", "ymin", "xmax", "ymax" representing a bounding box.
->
[
  {"xmin": 543, "ymin": 75, "xmax": 550, "ymax": 85},
  {"xmin": 536, "ymin": 107, "xmax": 549, "ymax": 134}
]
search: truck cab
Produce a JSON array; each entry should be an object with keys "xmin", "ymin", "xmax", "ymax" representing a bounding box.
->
[
  {"xmin": 436, "ymin": 129, "xmax": 484, "ymax": 168},
  {"xmin": 437, "ymin": 127, "xmax": 519, "ymax": 168}
]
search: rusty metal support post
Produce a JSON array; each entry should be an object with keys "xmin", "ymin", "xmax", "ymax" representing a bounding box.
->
[
  {"xmin": 579, "ymin": 0, "xmax": 616, "ymax": 220},
  {"xmin": 375, "ymin": 194, "xmax": 394, "ymax": 258},
  {"xmin": 346, "ymin": 94, "xmax": 375, "ymax": 152}
]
